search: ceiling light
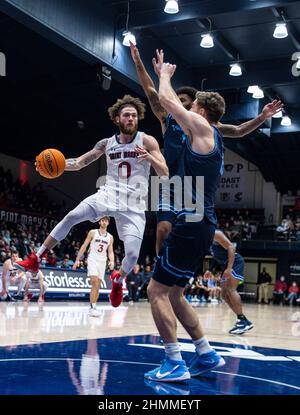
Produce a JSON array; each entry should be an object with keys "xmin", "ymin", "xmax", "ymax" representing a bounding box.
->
[
  {"xmin": 281, "ymin": 116, "xmax": 291, "ymax": 126},
  {"xmin": 247, "ymin": 85, "xmax": 258, "ymax": 93},
  {"xmin": 272, "ymin": 110, "xmax": 283, "ymax": 118},
  {"xmin": 122, "ymin": 31, "xmax": 136, "ymax": 46},
  {"xmin": 164, "ymin": 0, "xmax": 179, "ymax": 14},
  {"xmin": 252, "ymin": 87, "xmax": 264, "ymax": 99},
  {"xmin": 273, "ymin": 23, "xmax": 288, "ymax": 39},
  {"xmin": 200, "ymin": 34, "xmax": 214, "ymax": 48},
  {"xmin": 229, "ymin": 63, "xmax": 242, "ymax": 76}
]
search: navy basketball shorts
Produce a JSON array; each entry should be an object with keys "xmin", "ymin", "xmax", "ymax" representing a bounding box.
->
[
  {"xmin": 153, "ymin": 216, "xmax": 215, "ymax": 288},
  {"xmin": 221, "ymin": 254, "xmax": 244, "ymax": 283}
]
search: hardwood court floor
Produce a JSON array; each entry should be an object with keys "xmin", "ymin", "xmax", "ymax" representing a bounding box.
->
[{"xmin": 0, "ymin": 301, "xmax": 299, "ymax": 350}]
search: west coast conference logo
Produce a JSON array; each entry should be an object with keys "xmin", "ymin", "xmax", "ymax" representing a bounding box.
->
[{"xmin": 0, "ymin": 52, "xmax": 6, "ymax": 77}]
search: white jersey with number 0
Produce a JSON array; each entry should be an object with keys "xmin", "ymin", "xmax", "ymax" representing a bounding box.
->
[{"xmin": 105, "ymin": 132, "xmax": 151, "ymax": 211}]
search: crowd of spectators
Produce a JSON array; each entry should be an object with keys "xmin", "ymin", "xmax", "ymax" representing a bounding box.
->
[
  {"xmin": 0, "ymin": 166, "xmax": 66, "ymax": 217},
  {"xmin": 276, "ymin": 214, "xmax": 300, "ymax": 241},
  {"xmin": 215, "ymin": 208, "xmax": 263, "ymax": 242},
  {"xmin": 184, "ymin": 272, "xmax": 222, "ymax": 304},
  {"xmin": 273, "ymin": 275, "xmax": 300, "ymax": 305}
]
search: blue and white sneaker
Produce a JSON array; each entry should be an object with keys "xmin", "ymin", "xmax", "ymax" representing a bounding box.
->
[
  {"xmin": 144, "ymin": 357, "xmax": 190, "ymax": 382},
  {"xmin": 188, "ymin": 350, "xmax": 225, "ymax": 377},
  {"xmin": 229, "ymin": 319, "xmax": 254, "ymax": 335}
]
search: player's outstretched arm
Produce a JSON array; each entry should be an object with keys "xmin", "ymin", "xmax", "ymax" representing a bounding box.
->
[
  {"xmin": 158, "ymin": 63, "xmax": 211, "ymax": 139},
  {"xmin": 130, "ymin": 42, "xmax": 168, "ymax": 126},
  {"xmin": 65, "ymin": 139, "xmax": 108, "ymax": 171},
  {"xmin": 218, "ymin": 100, "xmax": 283, "ymax": 138},
  {"xmin": 73, "ymin": 230, "xmax": 94, "ymax": 269}
]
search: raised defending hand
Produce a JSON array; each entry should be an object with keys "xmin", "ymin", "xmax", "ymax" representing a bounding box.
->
[
  {"xmin": 129, "ymin": 41, "xmax": 140, "ymax": 64},
  {"xmin": 261, "ymin": 100, "xmax": 283, "ymax": 120},
  {"xmin": 160, "ymin": 62, "xmax": 177, "ymax": 78},
  {"xmin": 152, "ymin": 49, "xmax": 164, "ymax": 77}
]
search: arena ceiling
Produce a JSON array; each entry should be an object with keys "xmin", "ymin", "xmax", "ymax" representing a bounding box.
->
[{"xmin": 0, "ymin": 0, "xmax": 300, "ymax": 193}]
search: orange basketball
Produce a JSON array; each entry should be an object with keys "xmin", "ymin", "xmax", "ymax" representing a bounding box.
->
[{"xmin": 36, "ymin": 148, "xmax": 65, "ymax": 179}]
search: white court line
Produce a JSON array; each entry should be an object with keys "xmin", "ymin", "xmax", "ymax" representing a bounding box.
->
[
  {"xmin": 212, "ymin": 370, "xmax": 300, "ymax": 391},
  {"xmin": 0, "ymin": 357, "xmax": 158, "ymax": 366},
  {"xmin": 0, "ymin": 358, "xmax": 299, "ymax": 391}
]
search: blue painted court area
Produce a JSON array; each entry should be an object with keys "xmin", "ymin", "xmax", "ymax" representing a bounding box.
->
[{"xmin": 0, "ymin": 335, "xmax": 299, "ymax": 395}]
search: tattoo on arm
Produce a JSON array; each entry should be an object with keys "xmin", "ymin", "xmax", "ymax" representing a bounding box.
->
[
  {"xmin": 66, "ymin": 158, "xmax": 78, "ymax": 168},
  {"xmin": 83, "ymin": 153, "xmax": 99, "ymax": 166},
  {"xmin": 148, "ymin": 90, "xmax": 167, "ymax": 122},
  {"xmin": 94, "ymin": 138, "xmax": 108, "ymax": 151}
]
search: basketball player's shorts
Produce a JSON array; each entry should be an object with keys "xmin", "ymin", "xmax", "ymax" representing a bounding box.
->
[
  {"xmin": 220, "ymin": 254, "xmax": 244, "ymax": 283},
  {"xmin": 153, "ymin": 216, "xmax": 215, "ymax": 288},
  {"xmin": 81, "ymin": 187, "xmax": 145, "ymax": 240},
  {"xmin": 87, "ymin": 258, "xmax": 106, "ymax": 279},
  {"xmin": 80, "ymin": 354, "xmax": 102, "ymax": 395}
]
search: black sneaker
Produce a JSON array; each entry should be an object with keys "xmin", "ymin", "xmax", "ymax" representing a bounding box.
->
[{"xmin": 229, "ymin": 319, "xmax": 254, "ymax": 335}]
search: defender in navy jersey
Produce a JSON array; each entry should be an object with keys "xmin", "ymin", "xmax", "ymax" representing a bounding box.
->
[
  {"xmin": 206, "ymin": 230, "xmax": 253, "ymax": 335},
  {"xmin": 130, "ymin": 43, "xmax": 283, "ymax": 253},
  {"xmin": 144, "ymin": 59, "xmax": 227, "ymax": 383}
]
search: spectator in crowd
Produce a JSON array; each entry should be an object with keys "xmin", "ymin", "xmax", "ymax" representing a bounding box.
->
[
  {"xmin": 276, "ymin": 215, "xmax": 295, "ymax": 240},
  {"xmin": 286, "ymin": 281, "xmax": 299, "ymax": 306},
  {"xmin": 46, "ymin": 251, "xmax": 57, "ymax": 267},
  {"xmin": 59, "ymin": 254, "xmax": 74, "ymax": 269},
  {"xmin": 138, "ymin": 265, "xmax": 153, "ymax": 300},
  {"xmin": 126, "ymin": 264, "xmax": 142, "ymax": 303},
  {"xmin": 257, "ymin": 267, "xmax": 272, "ymax": 304},
  {"xmin": 273, "ymin": 276, "xmax": 287, "ymax": 305}
]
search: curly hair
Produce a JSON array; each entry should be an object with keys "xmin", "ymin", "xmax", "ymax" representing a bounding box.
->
[
  {"xmin": 195, "ymin": 91, "xmax": 225, "ymax": 123},
  {"xmin": 108, "ymin": 95, "xmax": 146, "ymax": 124},
  {"xmin": 175, "ymin": 86, "xmax": 197, "ymax": 100}
]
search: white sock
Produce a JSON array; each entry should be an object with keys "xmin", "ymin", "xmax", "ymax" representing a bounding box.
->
[
  {"xmin": 164, "ymin": 342, "xmax": 183, "ymax": 361},
  {"xmin": 91, "ymin": 303, "xmax": 96, "ymax": 309},
  {"xmin": 193, "ymin": 336, "xmax": 214, "ymax": 356},
  {"xmin": 37, "ymin": 245, "xmax": 48, "ymax": 260}
]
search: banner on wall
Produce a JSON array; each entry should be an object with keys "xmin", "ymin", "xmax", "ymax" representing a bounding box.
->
[
  {"xmin": 0, "ymin": 266, "xmax": 127, "ymax": 299},
  {"xmin": 0, "ymin": 208, "xmax": 58, "ymax": 228},
  {"xmin": 216, "ymin": 162, "xmax": 245, "ymax": 206}
]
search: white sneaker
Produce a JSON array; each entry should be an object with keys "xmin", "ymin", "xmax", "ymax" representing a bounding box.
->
[{"xmin": 88, "ymin": 308, "xmax": 100, "ymax": 317}]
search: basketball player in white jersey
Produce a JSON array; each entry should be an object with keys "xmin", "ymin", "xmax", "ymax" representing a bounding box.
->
[
  {"xmin": 23, "ymin": 270, "xmax": 48, "ymax": 303},
  {"xmin": 73, "ymin": 216, "xmax": 114, "ymax": 317},
  {"xmin": 17, "ymin": 95, "xmax": 169, "ymax": 309},
  {"xmin": 0, "ymin": 251, "xmax": 26, "ymax": 301}
]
